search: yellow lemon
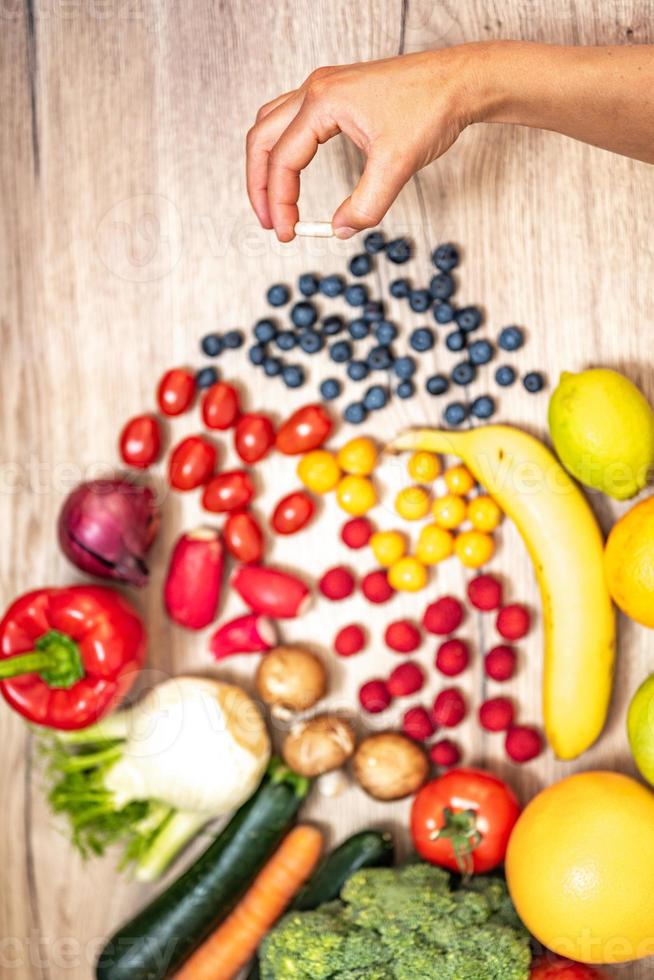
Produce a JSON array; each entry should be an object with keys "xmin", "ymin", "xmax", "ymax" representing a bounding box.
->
[
  {"xmin": 337, "ymin": 437, "xmax": 378, "ymax": 476},
  {"xmin": 604, "ymin": 495, "xmax": 654, "ymax": 628}
]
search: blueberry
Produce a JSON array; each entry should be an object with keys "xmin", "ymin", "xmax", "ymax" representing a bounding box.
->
[
  {"xmin": 375, "ymin": 320, "xmax": 398, "ymax": 345},
  {"xmin": 429, "ymin": 273, "xmax": 455, "ymax": 301},
  {"xmin": 495, "ymin": 365, "xmax": 517, "ymax": 387},
  {"xmin": 410, "ymin": 327, "xmax": 435, "ymax": 352},
  {"xmin": 446, "ymin": 330, "xmax": 467, "ymax": 352},
  {"xmin": 321, "ymin": 315, "xmax": 344, "ymax": 336},
  {"xmin": 444, "ymin": 401, "xmax": 468, "ymax": 426},
  {"xmin": 523, "ymin": 371, "xmax": 545, "ymax": 393},
  {"xmin": 362, "ymin": 300, "xmax": 385, "ymax": 323},
  {"xmin": 223, "ymin": 329, "xmax": 244, "ymax": 349},
  {"xmin": 347, "ymin": 359, "xmax": 370, "ymax": 382},
  {"xmin": 196, "ymin": 366, "xmax": 219, "ymax": 388},
  {"xmin": 364, "ymin": 231, "xmax": 386, "ymax": 255},
  {"xmin": 367, "ymin": 345, "xmax": 393, "ymax": 371},
  {"xmin": 409, "ymin": 289, "xmax": 431, "ymax": 313},
  {"xmin": 264, "ymin": 356, "xmax": 282, "ymax": 377},
  {"xmin": 254, "ymin": 318, "xmax": 277, "ymax": 343},
  {"xmin": 471, "ymin": 395, "xmax": 495, "ymax": 419},
  {"xmin": 344, "ymin": 401, "xmax": 368, "ymax": 424},
  {"xmin": 469, "ymin": 340, "xmax": 494, "ymax": 366},
  {"xmin": 363, "ymin": 384, "xmax": 388, "ymax": 411},
  {"xmin": 349, "ymin": 253, "xmax": 372, "ymax": 277},
  {"xmin": 348, "ymin": 318, "xmax": 370, "ymax": 340},
  {"xmin": 456, "ymin": 306, "xmax": 483, "ymax": 332},
  {"xmin": 451, "ymin": 361, "xmax": 476, "ymax": 386},
  {"xmin": 396, "ymin": 380, "xmax": 415, "ymax": 399},
  {"xmin": 393, "ymin": 355, "xmax": 417, "ymax": 379},
  {"xmin": 299, "ymin": 330, "xmax": 324, "ymax": 354},
  {"xmin": 298, "ymin": 273, "xmax": 320, "ymax": 297},
  {"xmin": 426, "ymin": 374, "xmax": 449, "ymax": 396},
  {"xmin": 386, "ymin": 237, "xmax": 412, "ymax": 264},
  {"xmin": 282, "ymin": 364, "xmax": 305, "ymax": 388},
  {"xmin": 267, "ymin": 283, "xmax": 290, "ymax": 307},
  {"xmin": 389, "ymin": 277, "xmax": 410, "ymax": 299},
  {"xmin": 432, "ymin": 242, "xmax": 460, "ymax": 272},
  {"xmin": 330, "ymin": 340, "xmax": 353, "ymax": 363},
  {"xmin": 201, "ymin": 333, "xmax": 223, "ymax": 357},
  {"xmin": 320, "ymin": 377, "xmax": 342, "ymax": 400},
  {"xmin": 433, "ymin": 301, "xmax": 456, "ymax": 325},
  {"xmin": 499, "ymin": 326, "xmax": 525, "ymax": 351},
  {"xmin": 320, "ymin": 274, "xmax": 345, "ymax": 298},
  {"xmin": 291, "ymin": 301, "xmax": 318, "ymax": 329},
  {"xmin": 275, "ymin": 330, "xmax": 296, "ymax": 351},
  {"xmin": 345, "ymin": 283, "xmax": 369, "ymax": 307},
  {"xmin": 248, "ymin": 343, "xmax": 266, "ymax": 366}
]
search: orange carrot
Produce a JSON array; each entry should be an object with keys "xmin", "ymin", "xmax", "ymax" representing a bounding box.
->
[{"xmin": 176, "ymin": 823, "xmax": 323, "ymax": 980}]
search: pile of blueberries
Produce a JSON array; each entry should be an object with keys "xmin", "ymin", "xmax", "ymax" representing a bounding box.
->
[{"xmin": 198, "ymin": 231, "xmax": 544, "ymax": 427}]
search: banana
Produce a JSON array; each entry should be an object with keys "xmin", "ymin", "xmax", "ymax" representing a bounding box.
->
[{"xmin": 388, "ymin": 425, "xmax": 615, "ymax": 760}]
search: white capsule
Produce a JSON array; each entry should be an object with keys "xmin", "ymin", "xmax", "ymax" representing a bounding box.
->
[{"xmin": 294, "ymin": 220, "xmax": 334, "ymax": 238}]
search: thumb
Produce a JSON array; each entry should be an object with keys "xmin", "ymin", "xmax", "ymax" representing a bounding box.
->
[{"xmin": 332, "ymin": 146, "xmax": 415, "ymax": 239}]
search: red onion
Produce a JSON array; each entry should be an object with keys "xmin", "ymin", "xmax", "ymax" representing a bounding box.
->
[{"xmin": 58, "ymin": 478, "xmax": 159, "ymax": 586}]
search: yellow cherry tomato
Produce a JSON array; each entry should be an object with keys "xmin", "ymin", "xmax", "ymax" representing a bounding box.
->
[
  {"xmin": 297, "ymin": 450, "xmax": 341, "ymax": 494},
  {"xmin": 444, "ymin": 464, "xmax": 476, "ymax": 496},
  {"xmin": 454, "ymin": 530, "xmax": 495, "ymax": 568},
  {"xmin": 431, "ymin": 494, "xmax": 467, "ymax": 529},
  {"xmin": 336, "ymin": 474, "xmax": 377, "ymax": 516},
  {"xmin": 387, "ymin": 556, "xmax": 428, "ymax": 592},
  {"xmin": 467, "ymin": 495, "xmax": 503, "ymax": 532},
  {"xmin": 416, "ymin": 523, "xmax": 455, "ymax": 565},
  {"xmin": 395, "ymin": 486, "xmax": 431, "ymax": 521},
  {"xmin": 407, "ymin": 451, "xmax": 441, "ymax": 484},
  {"xmin": 370, "ymin": 530, "xmax": 407, "ymax": 567},
  {"xmin": 337, "ymin": 437, "xmax": 378, "ymax": 476}
]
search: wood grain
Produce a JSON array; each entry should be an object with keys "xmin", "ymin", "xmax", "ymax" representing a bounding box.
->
[{"xmin": 1, "ymin": 1, "xmax": 653, "ymax": 977}]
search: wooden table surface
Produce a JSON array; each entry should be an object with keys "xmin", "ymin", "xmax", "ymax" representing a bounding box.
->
[{"xmin": 2, "ymin": 2, "xmax": 654, "ymax": 978}]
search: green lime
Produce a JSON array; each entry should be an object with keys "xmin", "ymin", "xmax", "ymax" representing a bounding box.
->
[{"xmin": 628, "ymin": 674, "xmax": 654, "ymax": 786}]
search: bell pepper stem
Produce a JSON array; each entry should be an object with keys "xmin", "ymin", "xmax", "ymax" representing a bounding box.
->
[{"xmin": 0, "ymin": 630, "xmax": 84, "ymax": 689}]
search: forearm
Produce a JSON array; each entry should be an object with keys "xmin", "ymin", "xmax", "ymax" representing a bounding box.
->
[{"xmin": 475, "ymin": 41, "xmax": 654, "ymax": 164}]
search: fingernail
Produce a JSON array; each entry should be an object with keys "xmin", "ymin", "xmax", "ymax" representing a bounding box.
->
[{"xmin": 334, "ymin": 226, "xmax": 357, "ymax": 240}]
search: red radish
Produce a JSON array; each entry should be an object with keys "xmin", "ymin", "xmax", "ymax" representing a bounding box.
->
[
  {"xmin": 423, "ymin": 596, "xmax": 464, "ymax": 635},
  {"xmin": 435, "ymin": 638, "xmax": 470, "ymax": 677},
  {"xmin": 202, "ymin": 470, "xmax": 255, "ymax": 513},
  {"xmin": 319, "ymin": 566, "xmax": 355, "ymax": 600},
  {"xmin": 432, "ymin": 688, "xmax": 466, "ymax": 727},
  {"xmin": 384, "ymin": 619, "xmax": 421, "ymax": 653},
  {"xmin": 224, "ymin": 511, "xmax": 265, "ymax": 564},
  {"xmin": 484, "ymin": 645, "xmax": 517, "ymax": 681},
  {"xmin": 505, "ymin": 725, "xmax": 543, "ymax": 763},
  {"xmin": 467, "ymin": 573, "xmax": 503, "ymax": 611},
  {"xmin": 358, "ymin": 679, "xmax": 392, "ymax": 714},
  {"xmin": 168, "ymin": 435, "xmax": 217, "ymax": 491},
  {"xmin": 496, "ymin": 603, "xmax": 530, "ymax": 640},
  {"xmin": 157, "ymin": 367, "xmax": 196, "ymax": 416},
  {"xmin": 232, "ymin": 564, "xmax": 311, "ymax": 618},
  {"xmin": 334, "ymin": 624, "xmax": 366, "ymax": 657},
  {"xmin": 361, "ymin": 569, "xmax": 394, "ymax": 604},
  {"xmin": 209, "ymin": 613, "xmax": 276, "ymax": 660},
  {"xmin": 234, "ymin": 413, "xmax": 275, "ymax": 464},
  {"xmin": 341, "ymin": 517, "xmax": 374, "ymax": 549},
  {"xmin": 387, "ymin": 662, "xmax": 424, "ymax": 697},
  {"xmin": 275, "ymin": 404, "xmax": 332, "ymax": 455},
  {"xmin": 478, "ymin": 697, "xmax": 514, "ymax": 732},
  {"xmin": 164, "ymin": 527, "xmax": 224, "ymax": 629},
  {"xmin": 201, "ymin": 382, "xmax": 240, "ymax": 430},
  {"xmin": 119, "ymin": 414, "xmax": 161, "ymax": 468},
  {"xmin": 402, "ymin": 706, "xmax": 435, "ymax": 741},
  {"xmin": 429, "ymin": 739, "xmax": 461, "ymax": 768},
  {"xmin": 271, "ymin": 491, "xmax": 315, "ymax": 535}
]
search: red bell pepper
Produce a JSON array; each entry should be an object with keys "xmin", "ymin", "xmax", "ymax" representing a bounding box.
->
[{"xmin": 0, "ymin": 586, "xmax": 146, "ymax": 730}]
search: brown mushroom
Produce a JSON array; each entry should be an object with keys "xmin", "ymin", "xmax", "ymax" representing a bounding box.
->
[
  {"xmin": 255, "ymin": 646, "xmax": 327, "ymax": 712},
  {"xmin": 353, "ymin": 732, "xmax": 429, "ymax": 800},
  {"xmin": 282, "ymin": 714, "xmax": 356, "ymax": 777}
]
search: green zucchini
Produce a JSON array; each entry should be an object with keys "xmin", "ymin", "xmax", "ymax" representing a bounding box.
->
[{"xmin": 96, "ymin": 761, "xmax": 309, "ymax": 980}]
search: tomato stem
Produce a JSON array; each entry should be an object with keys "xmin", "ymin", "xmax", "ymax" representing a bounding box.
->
[{"xmin": 429, "ymin": 807, "xmax": 482, "ymax": 876}]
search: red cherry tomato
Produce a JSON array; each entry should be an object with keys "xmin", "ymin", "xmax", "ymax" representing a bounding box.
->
[
  {"xmin": 410, "ymin": 767, "xmax": 520, "ymax": 874},
  {"xmin": 202, "ymin": 382, "xmax": 240, "ymax": 430},
  {"xmin": 271, "ymin": 491, "xmax": 315, "ymax": 535},
  {"xmin": 119, "ymin": 414, "xmax": 161, "ymax": 468},
  {"xmin": 223, "ymin": 511, "xmax": 264, "ymax": 563},
  {"xmin": 530, "ymin": 958, "xmax": 606, "ymax": 980},
  {"xmin": 157, "ymin": 368, "xmax": 196, "ymax": 416},
  {"xmin": 275, "ymin": 404, "xmax": 332, "ymax": 455},
  {"xmin": 202, "ymin": 470, "xmax": 254, "ymax": 513},
  {"xmin": 168, "ymin": 436, "xmax": 217, "ymax": 491},
  {"xmin": 234, "ymin": 414, "xmax": 275, "ymax": 464}
]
